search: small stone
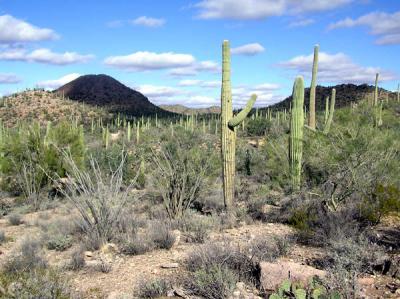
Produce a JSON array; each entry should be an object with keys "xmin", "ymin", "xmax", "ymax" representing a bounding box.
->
[
  {"xmin": 161, "ymin": 263, "xmax": 179, "ymax": 269},
  {"xmin": 84, "ymin": 251, "xmax": 93, "ymax": 258}
]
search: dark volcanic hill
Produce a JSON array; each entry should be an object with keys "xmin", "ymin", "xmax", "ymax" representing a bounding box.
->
[
  {"xmin": 268, "ymin": 83, "xmax": 395, "ymax": 111},
  {"xmin": 56, "ymin": 74, "xmax": 172, "ymax": 116}
]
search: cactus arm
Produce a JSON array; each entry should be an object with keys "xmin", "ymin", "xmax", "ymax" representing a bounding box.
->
[{"xmin": 228, "ymin": 94, "xmax": 257, "ymax": 128}]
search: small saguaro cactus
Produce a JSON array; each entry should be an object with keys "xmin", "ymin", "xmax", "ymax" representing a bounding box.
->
[
  {"xmin": 374, "ymin": 73, "xmax": 379, "ymax": 106},
  {"xmin": 309, "ymin": 44, "xmax": 319, "ymax": 130},
  {"xmin": 221, "ymin": 40, "xmax": 257, "ymax": 209},
  {"xmin": 324, "ymin": 96, "xmax": 330, "ymax": 125},
  {"xmin": 289, "ymin": 76, "xmax": 305, "ymax": 191},
  {"xmin": 323, "ymin": 89, "xmax": 336, "ymax": 134}
]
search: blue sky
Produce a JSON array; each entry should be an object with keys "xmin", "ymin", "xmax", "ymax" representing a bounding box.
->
[{"xmin": 0, "ymin": 0, "xmax": 399, "ymax": 107}]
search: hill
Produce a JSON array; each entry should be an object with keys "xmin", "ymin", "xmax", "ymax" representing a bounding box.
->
[
  {"xmin": 159, "ymin": 104, "xmax": 221, "ymax": 115},
  {"xmin": 268, "ymin": 83, "xmax": 396, "ymax": 111},
  {"xmin": 0, "ymin": 89, "xmax": 110, "ymax": 127},
  {"xmin": 56, "ymin": 74, "xmax": 172, "ymax": 117}
]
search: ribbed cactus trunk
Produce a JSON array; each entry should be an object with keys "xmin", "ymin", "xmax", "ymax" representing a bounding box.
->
[
  {"xmin": 397, "ymin": 83, "xmax": 399, "ymax": 102},
  {"xmin": 289, "ymin": 77, "xmax": 305, "ymax": 191},
  {"xmin": 323, "ymin": 89, "xmax": 336, "ymax": 134},
  {"xmin": 309, "ymin": 44, "xmax": 319, "ymax": 130},
  {"xmin": 374, "ymin": 73, "xmax": 379, "ymax": 106},
  {"xmin": 221, "ymin": 40, "xmax": 256, "ymax": 210},
  {"xmin": 324, "ymin": 96, "xmax": 330, "ymax": 125}
]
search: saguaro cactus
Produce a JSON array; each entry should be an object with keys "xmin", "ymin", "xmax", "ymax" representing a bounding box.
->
[
  {"xmin": 309, "ymin": 44, "xmax": 319, "ymax": 130},
  {"xmin": 324, "ymin": 96, "xmax": 330, "ymax": 125},
  {"xmin": 323, "ymin": 89, "xmax": 336, "ymax": 134},
  {"xmin": 289, "ymin": 76, "xmax": 305, "ymax": 191},
  {"xmin": 221, "ymin": 40, "xmax": 257, "ymax": 209},
  {"xmin": 374, "ymin": 73, "xmax": 379, "ymax": 106}
]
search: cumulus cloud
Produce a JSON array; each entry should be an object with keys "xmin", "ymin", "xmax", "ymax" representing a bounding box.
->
[
  {"xmin": 36, "ymin": 73, "xmax": 81, "ymax": 90},
  {"xmin": 131, "ymin": 16, "xmax": 166, "ymax": 28},
  {"xmin": 0, "ymin": 15, "xmax": 59, "ymax": 43},
  {"xmin": 279, "ymin": 51, "xmax": 396, "ymax": 83},
  {"xmin": 195, "ymin": 0, "xmax": 354, "ymax": 20},
  {"xmin": 169, "ymin": 61, "xmax": 220, "ymax": 77},
  {"xmin": 0, "ymin": 73, "xmax": 21, "ymax": 84},
  {"xmin": 329, "ymin": 11, "xmax": 400, "ymax": 45},
  {"xmin": 0, "ymin": 48, "xmax": 94, "ymax": 65},
  {"xmin": 178, "ymin": 79, "xmax": 202, "ymax": 86},
  {"xmin": 231, "ymin": 43, "xmax": 265, "ymax": 56},
  {"xmin": 104, "ymin": 51, "xmax": 195, "ymax": 71},
  {"xmin": 232, "ymin": 83, "xmax": 282, "ymax": 107},
  {"xmin": 178, "ymin": 79, "xmax": 220, "ymax": 88}
]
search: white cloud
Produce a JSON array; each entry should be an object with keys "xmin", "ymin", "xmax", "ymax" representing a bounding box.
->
[
  {"xmin": 36, "ymin": 73, "xmax": 81, "ymax": 90},
  {"xmin": 104, "ymin": 51, "xmax": 195, "ymax": 71},
  {"xmin": 195, "ymin": 0, "xmax": 354, "ymax": 20},
  {"xmin": 329, "ymin": 11, "xmax": 400, "ymax": 45},
  {"xmin": 0, "ymin": 73, "xmax": 21, "ymax": 84},
  {"xmin": 0, "ymin": 15, "xmax": 59, "ymax": 43},
  {"xmin": 178, "ymin": 79, "xmax": 202, "ymax": 86},
  {"xmin": 288, "ymin": 18, "xmax": 315, "ymax": 28},
  {"xmin": 0, "ymin": 48, "xmax": 94, "ymax": 65},
  {"xmin": 135, "ymin": 84, "xmax": 187, "ymax": 104},
  {"xmin": 131, "ymin": 16, "xmax": 166, "ymax": 28},
  {"xmin": 279, "ymin": 51, "xmax": 396, "ymax": 83},
  {"xmin": 169, "ymin": 60, "xmax": 220, "ymax": 77},
  {"xmin": 232, "ymin": 83, "xmax": 283, "ymax": 107},
  {"xmin": 231, "ymin": 43, "xmax": 265, "ymax": 56}
]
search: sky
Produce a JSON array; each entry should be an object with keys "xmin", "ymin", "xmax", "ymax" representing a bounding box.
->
[{"xmin": 0, "ymin": 0, "xmax": 399, "ymax": 108}]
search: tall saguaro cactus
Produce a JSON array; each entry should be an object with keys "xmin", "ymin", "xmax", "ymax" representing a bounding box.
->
[
  {"xmin": 309, "ymin": 44, "xmax": 319, "ymax": 130},
  {"xmin": 289, "ymin": 77, "xmax": 305, "ymax": 191},
  {"xmin": 221, "ymin": 40, "xmax": 257, "ymax": 209}
]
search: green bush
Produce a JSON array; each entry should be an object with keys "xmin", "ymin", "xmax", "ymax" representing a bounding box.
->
[{"xmin": 246, "ymin": 118, "xmax": 270, "ymax": 137}]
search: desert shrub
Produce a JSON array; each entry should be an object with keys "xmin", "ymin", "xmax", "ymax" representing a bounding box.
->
[
  {"xmin": 247, "ymin": 235, "xmax": 293, "ymax": 263},
  {"xmin": 120, "ymin": 235, "xmax": 154, "ymax": 256},
  {"xmin": 324, "ymin": 235, "xmax": 387, "ymax": 298},
  {"xmin": 151, "ymin": 133, "xmax": 217, "ymax": 219},
  {"xmin": 180, "ymin": 213, "xmax": 216, "ymax": 243},
  {"xmin": 4, "ymin": 237, "xmax": 47, "ymax": 274},
  {"xmin": 150, "ymin": 221, "xmax": 176, "ymax": 250},
  {"xmin": 188, "ymin": 265, "xmax": 237, "ymax": 299},
  {"xmin": 56, "ymin": 151, "xmax": 136, "ymax": 249},
  {"xmin": 0, "ymin": 122, "xmax": 85, "ymax": 209},
  {"xmin": 359, "ymin": 184, "xmax": 400, "ymax": 224},
  {"xmin": 138, "ymin": 278, "xmax": 171, "ymax": 298},
  {"xmin": 46, "ymin": 234, "xmax": 73, "ymax": 251},
  {"xmin": 7, "ymin": 213, "xmax": 23, "ymax": 226},
  {"xmin": 68, "ymin": 247, "xmax": 85, "ymax": 271},
  {"xmin": 186, "ymin": 241, "xmax": 259, "ymax": 286},
  {"xmin": 246, "ymin": 118, "xmax": 271, "ymax": 137},
  {"xmin": 0, "ymin": 268, "xmax": 71, "ymax": 299}
]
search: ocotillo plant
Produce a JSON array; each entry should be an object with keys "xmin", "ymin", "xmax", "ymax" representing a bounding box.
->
[
  {"xmin": 323, "ymin": 89, "xmax": 336, "ymax": 134},
  {"xmin": 309, "ymin": 44, "xmax": 319, "ymax": 130},
  {"xmin": 289, "ymin": 76, "xmax": 305, "ymax": 191},
  {"xmin": 221, "ymin": 40, "xmax": 257, "ymax": 209}
]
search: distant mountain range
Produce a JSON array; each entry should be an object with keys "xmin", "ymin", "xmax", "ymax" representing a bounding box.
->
[
  {"xmin": 159, "ymin": 104, "xmax": 221, "ymax": 115},
  {"xmin": 56, "ymin": 74, "xmax": 173, "ymax": 117},
  {"xmin": 268, "ymin": 84, "xmax": 395, "ymax": 111}
]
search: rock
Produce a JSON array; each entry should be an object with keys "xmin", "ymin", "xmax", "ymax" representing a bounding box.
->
[
  {"xmin": 84, "ymin": 251, "xmax": 93, "ymax": 258},
  {"xmin": 260, "ymin": 260, "xmax": 326, "ymax": 291},
  {"xmin": 161, "ymin": 263, "xmax": 179, "ymax": 269},
  {"xmin": 358, "ymin": 277, "xmax": 375, "ymax": 286}
]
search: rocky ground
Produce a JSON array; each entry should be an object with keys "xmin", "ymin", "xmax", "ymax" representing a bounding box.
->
[{"xmin": 0, "ymin": 201, "xmax": 399, "ymax": 299}]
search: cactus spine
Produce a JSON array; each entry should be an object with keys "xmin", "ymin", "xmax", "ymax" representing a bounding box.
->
[
  {"xmin": 323, "ymin": 89, "xmax": 336, "ymax": 134},
  {"xmin": 221, "ymin": 40, "xmax": 256, "ymax": 209},
  {"xmin": 309, "ymin": 44, "xmax": 319, "ymax": 130},
  {"xmin": 289, "ymin": 77, "xmax": 305, "ymax": 191}
]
